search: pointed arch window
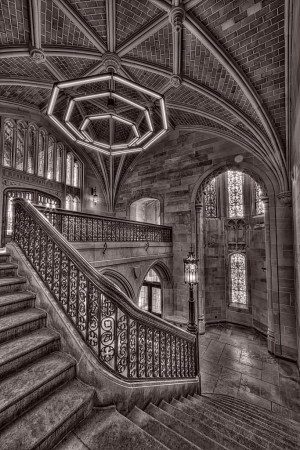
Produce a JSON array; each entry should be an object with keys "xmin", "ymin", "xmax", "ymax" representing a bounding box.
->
[
  {"xmin": 228, "ymin": 170, "xmax": 244, "ymax": 218},
  {"xmin": 204, "ymin": 177, "xmax": 217, "ymax": 218},
  {"xmin": 38, "ymin": 130, "xmax": 46, "ymax": 177},
  {"xmin": 73, "ymin": 196, "xmax": 79, "ymax": 211},
  {"xmin": 56, "ymin": 144, "xmax": 63, "ymax": 182},
  {"xmin": 27, "ymin": 125, "xmax": 36, "ymax": 174},
  {"xmin": 139, "ymin": 268, "xmax": 162, "ymax": 316},
  {"xmin": 66, "ymin": 153, "xmax": 72, "ymax": 186},
  {"xmin": 74, "ymin": 161, "xmax": 80, "ymax": 187},
  {"xmin": 3, "ymin": 120, "xmax": 14, "ymax": 167},
  {"xmin": 47, "ymin": 137, "xmax": 54, "ymax": 180},
  {"xmin": 230, "ymin": 253, "xmax": 247, "ymax": 304},
  {"xmin": 66, "ymin": 194, "xmax": 72, "ymax": 210},
  {"xmin": 255, "ymin": 182, "xmax": 264, "ymax": 215},
  {"xmin": 16, "ymin": 122, "xmax": 26, "ymax": 171}
]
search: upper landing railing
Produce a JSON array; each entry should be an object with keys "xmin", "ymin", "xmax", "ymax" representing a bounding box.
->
[
  {"xmin": 13, "ymin": 199, "xmax": 196, "ymax": 382},
  {"xmin": 34, "ymin": 206, "xmax": 172, "ymax": 243}
]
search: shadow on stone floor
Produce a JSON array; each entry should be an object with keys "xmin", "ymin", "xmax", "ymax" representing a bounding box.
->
[{"xmin": 200, "ymin": 323, "xmax": 300, "ymax": 423}]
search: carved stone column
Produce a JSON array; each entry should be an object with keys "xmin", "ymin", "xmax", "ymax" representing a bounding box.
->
[
  {"xmin": 261, "ymin": 196, "xmax": 275, "ymax": 354},
  {"xmin": 195, "ymin": 201, "xmax": 205, "ymax": 334}
]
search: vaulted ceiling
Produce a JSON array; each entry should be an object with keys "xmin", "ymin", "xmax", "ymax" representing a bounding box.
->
[{"xmin": 0, "ymin": 0, "xmax": 289, "ymax": 209}]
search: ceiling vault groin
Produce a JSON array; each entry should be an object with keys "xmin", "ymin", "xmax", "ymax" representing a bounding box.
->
[{"xmin": 0, "ymin": 0, "xmax": 289, "ymax": 196}]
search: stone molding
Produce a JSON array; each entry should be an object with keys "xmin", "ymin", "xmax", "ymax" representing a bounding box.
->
[
  {"xmin": 169, "ymin": 5, "xmax": 185, "ymax": 32},
  {"xmin": 29, "ymin": 47, "xmax": 46, "ymax": 64},
  {"xmin": 277, "ymin": 191, "xmax": 292, "ymax": 207},
  {"xmin": 102, "ymin": 52, "xmax": 122, "ymax": 73}
]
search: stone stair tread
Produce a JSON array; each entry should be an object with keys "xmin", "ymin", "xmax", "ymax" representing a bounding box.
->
[
  {"xmin": 0, "ymin": 379, "xmax": 94, "ymax": 450},
  {"xmin": 0, "ymin": 276, "xmax": 26, "ymax": 286},
  {"xmin": 55, "ymin": 407, "xmax": 169, "ymax": 450},
  {"xmin": 128, "ymin": 405, "xmax": 201, "ymax": 450},
  {"xmin": 0, "ymin": 263, "xmax": 18, "ymax": 270},
  {"xmin": 0, "ymin": 307, "xmax": 46, "ymax": 331},
  {"xmin": 0, "ymin": 327, "xmax": 60, "ymax": 367},
  {"xmin": 0, "ymin": 291, "xmax": 35, "ymax": 306},
  {"xmin": 202, "ymin": 394, "xmax": 300, "ymax": 432},
  {"xmin": 0, "ymin": 351, "xmax": 75, "ymax": 414}
]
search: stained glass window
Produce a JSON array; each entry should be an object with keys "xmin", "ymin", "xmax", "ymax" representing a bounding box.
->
[
  {"xmin": 47, "ymin": 137, "xmax": 54, "ymax": 180},
  {"xmin": 204, "ymin": 177, "xmax": 217, "ymax": 218},
  {"xmin": 230, "ymin": 253, "xmax": 246, "ymax": 304},
  {"xmin": 56, "ymin": 144, "xmax": 63, "ymax": 182},
  {"xmin": 66, "ymin": 194, "xmax": 72, "ymax": 210},
  {"xmin": 27, "ymin": 125, "xmax": 36, "ymax": 174},
  {"xmin": 255, "ymin": 182, "xmax": 264, "ymax": 215},
  {"xmin": 16, "ymin": 122, "xmax": 26, "ymax": 171},
  {"xmin": 66, "ymin": 153, "xmax": 72, "ymax": 185},
  {"xmin": 139, "ymin": 268, "xmax": 162, "ymax": 316},
  {"xmin": 38, "ymin": 130, "xmax": 46, "ymax": 177},
  {"xmin": 228, "ymin": 170, "xmax": 244, "ymax": 218},
  {"xmin": 73, "ymin": 196, "xmax": 79, "ymax": 211},
  {"xmin": 3, "ymin": 120, "xmax": 14, "ymax": 167},
  {"xmin": 74, "ymin": 161, "xmax": 80, "ymax": 187}
]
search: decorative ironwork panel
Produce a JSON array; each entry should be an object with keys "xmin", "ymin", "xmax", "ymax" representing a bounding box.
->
[
  {"xmin": 146, "ymin": 327, "xmax": 153, "ymax": 377},
  {"xmin": 255, "ymin": 182, "xmax": 264, "ymax": 215},
  {"xmin": 138, "ymin": 324, "xmax": 146, "ymax": 377},
  {"xmin": 204, "ymin": 177, "xmax": 217, "ymax": 218},
  {"xmin": 100, "ymin": 296, "xmax": 115, "ymax": 370},
  {"xmin": 228, "ymin": 170, "xmax": 244, "ymax": 218},
  {"xmin": 230, "ymin": 253, "xmax": 247, "ymax": 304},
  {"xmin": 129, "ymin": 319, "xmax": 137, "ymax": 377},
  {"xmin": 153, "ymin": 330, "xmax": 160, "ymax": 377},
  {"xmin": 116, "ymin": 313, "xmax": 127, "ymax": 376},
  {"xmin": 160, "ymin": 332, "xmax": 166, "ymax": 377},
  {"xmin": 87, "ymin": 282, "xmax": 99, "ymax": 350}
]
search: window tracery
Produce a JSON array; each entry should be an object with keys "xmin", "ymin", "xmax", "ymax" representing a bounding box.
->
[
  {"xmin": 27, "ymin": 125, "xmax": 36, "ymax": 174},
  {"xmin": 47, "ymin": 137, "xmax": 54, "ymax": 180},
  {"xmin": 228, "ymin": 170, "xmax": 244, "ymax": 218},
  {"xmin": 16, "ymin": 122, "xmax": 26, "ymax": 171},
  {"xmin": 255, "ymin": 182, "xmax": 264, "ymax": 215},
  {"xmin": 56, "ymin": 144, "xmax": 63, "ymax": 182},
  {"xmin": 38, "ymin": 130, "xmax": 46, "ymax": 177},
  {"xmin": 66, "ymin": 153, "xmax": 72, "ymax": 186},
  {"xmin": 204, "ymin": 177, "xmax": 217, "ymax": 218},
  {"xmin": 3, "ymin": 120, "xmax": 14, "ymax": 167},
  {"xmin": 74, "ymin": 161, "xmax": 80, "ymax": 187},
  {"xmin": 66, "ymin": 194, "xmax": 72, "ymax": 210},
  {"xmin": 230, "ymin": 253, "xmax": 246, "ymax": 304},
  {"xmin": 139, "ymin": 268, "xmax": 162, "ymax": 316},
  {"xmin": 73, "ymin": 196, "xmax": 79, "ymax": 211}
]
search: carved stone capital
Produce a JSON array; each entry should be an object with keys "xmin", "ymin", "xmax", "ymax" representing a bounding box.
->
[
  {"xmin": 170, "ymin": 74, "xmax": 182, "ymax": 88},
  {"xmin": 30, "ymin": 48, "xmax": 46, "ymax": 64},
  {"xmin": 169, "ymin": 6, "xmax": 185, "ymax": 32},
  {"xmin": 102, "ymin": 52, "xmax": 122, "ymax": 73},
  {"xmin": 277, "ymin": 190, "xmax": 292, "ymax": 207}
]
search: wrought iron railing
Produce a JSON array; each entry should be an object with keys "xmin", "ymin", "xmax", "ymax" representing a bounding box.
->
[
  {"xmin": 13, "ymin": 199, "xmax": 196, "ymax": 381},
  {"xmin": 35, "ymin": 206, "xmax": 172, "ymax": 243}
]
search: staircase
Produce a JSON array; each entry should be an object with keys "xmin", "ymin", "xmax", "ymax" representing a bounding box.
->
[
  {"xmin": 0, "ymin": 250, "xmax": 299, "ymax": 450},
  {"xmin": 0, "ymin": 251, "xmax": 94, "ymax": 449}
]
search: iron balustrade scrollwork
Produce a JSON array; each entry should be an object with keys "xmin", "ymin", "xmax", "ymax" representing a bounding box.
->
[
  {"xmin": 12, "ymin": 199, "xmax": 196, "ymax": 382},
  {"xmin": 35, "ymin": 206, "xmax": 172, "ymax": 243}
]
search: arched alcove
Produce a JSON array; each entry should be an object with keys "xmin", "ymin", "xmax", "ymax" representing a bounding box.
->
[{"xmin": 130, "ymin": 197, "xmax": 160, "ymax": 224}]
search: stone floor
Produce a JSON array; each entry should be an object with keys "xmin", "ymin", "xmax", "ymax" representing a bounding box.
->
[{"xmin": 199, "ymin": 323, "xmax": 300, "ymax": 423}]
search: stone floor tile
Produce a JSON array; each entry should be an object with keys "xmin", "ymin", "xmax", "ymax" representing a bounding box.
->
[
  {"xmin": 214, "ymin": 381, "xmax": 239, "ymax": 397},
  {"xmin": 279, "ymin": 376, "xmax": 300, "ymax": 413},
  {"xmin": 237, "ymin": 390, "xmax": 272, "ymax": 410},
  {"xmin": 218, "ymin": 367, "xmax": 242, "ymax": 389},
  {"xmin": 262, "ymin": 363, "xmax": 280, "ymax": 386},
  {"xmin": 207, "ymin": 324, "xmax": 224, "ymax": 335},
  {"xmin": 197, "ymin": 336, "xmax": 212, "ymax": 348},
  {"xmin": 239, "ymin": 351, "xmax": 263, "ymax": 370},
  {"xmin": 202, "ymin": 340, "xmax": 226, "ymax": 363},
  {"xmin": 220, "ymin": 344, "xmax": 242, "ymax": 362},
  {"xmin": 200, "ymin": 358, "xmax": 223, "ymax": 377},
  {"xmin": 200, "ymin": 371, "xmax": 219, "ymax": 394},
  {"xmin": 278, "ymin": 360, "xmax": 300, "ymax": 379},
  {"xmin": 240, "ymin": 373, "xmax": 281, "ymax": 404},
  {"xmin": 248, "ymin": 343, "xmax": 269, "ymax": 355},
  {"xmin": 218, "ymin": 335, "xmax": 249, "ymax": 350},
  {"xmin": 198, "ymin": 344, "xmax": 208, "ymax": 358},
  {"xmin": 218, "ymin": 356, "xmax": 262, "ymax": 379}
]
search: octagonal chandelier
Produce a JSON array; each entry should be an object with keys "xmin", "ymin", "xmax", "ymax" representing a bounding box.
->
[{"xmin": 46, "ymin": 73, "xmax": 168, "ymax": 156}]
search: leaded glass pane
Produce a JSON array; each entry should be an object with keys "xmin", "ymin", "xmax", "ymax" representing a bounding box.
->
[
  {"xmin": 38, "ymin": 131, "xmax": 46, "ymax": 177},
  {"xmin": 145, "ymin": 269, "xmax": 160, "ymax": 282},
  {"xmin": 204, "ymin": 177, "xmax": 217, "ymax": 218},
  {"xmin": 228, "ymin": 170, "xmax": 244, "ymax": 218},
  {"xmin": 56, "ymin": 144, "xmax": 63, "ymax": 182},
  {"xmin": 66, "ymin": 194, "xmax": 72, "ymax": 210},
  {"xmin": 74, "ymin": 161, "xmax": 80, "ymax": 187},
  {"xmin": 16, "ymin": 122, "xmax": 25, "ymax": 171},
  {"xmin": 3, "ymin": 120, "xmax": 14, "ymax": 167},
  {"xmin": 27, "ymin": 125, "xmax": 36, "ymax": 174},
  {"xmin": 47, "ymin": 137, "xmax": 54, "ymax": 180},
  {"xmin": 255, "ymin": 182, "xmax": 264, "ymax": 215},
  {"xmin": 66, "ymin": 153, "xmax": 72, "ymax": 185},
  {"xmin": 73, "ymin": 196, "xmax": 79, "ymax": 211},
  {"xmin": 139, "ymin": 285, "xmax": 148, "ymax": 311},
  {"xmin": 230, "ymin": 253, "xmax": 246, "ymax": 304},
  {"xmin": 152, "ymin": 287, "xmax": 162, "ymax": 314}
]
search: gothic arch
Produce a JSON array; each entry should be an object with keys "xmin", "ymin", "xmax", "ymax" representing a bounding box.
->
[{"xmin": 99, "ymin": 268, "xmax": 135, "ymax": 302}]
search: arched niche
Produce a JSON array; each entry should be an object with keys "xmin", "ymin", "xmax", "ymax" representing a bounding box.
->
[{"xmin": 130, "ymin": 197, "xmax": 161, "ymax": 224}]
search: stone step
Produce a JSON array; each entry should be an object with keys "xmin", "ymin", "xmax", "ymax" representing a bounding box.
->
[
  {"xmin": 196, "ymin": 395, "xmax": 298, "ymax": 446},
  {"xmin": 0, "ymin": 276, "xmax": 27, "ymax": 295},
  {"xmin": 0, "ymin": 252, "xmax": 11, "ymax": 264},
  {"xmin": 55, "ymin": 406, "xmax": 169, "ymax": 450},
  {"xmin": 0, "ymin": 327, "xmax": 60, "ymax": 379},
  {"xmin": 0, "ymin": 291, "xmax": 35, "ymax": 317},
  {"xmin": 190, "ymin": 395, "xmax": 297, "ymax": 450},
  {"xmin": 147, "ymin": 402, "xmax": 228, "ymax": 450},
  {"xmin": 0, "ymin": 308, "xmax": 47, "ymax": 344},
  {"xmin": 161, "ymin": 399, "xmax": 247, "ymax": 450},
  {"xmin": 202, "ymin": 393, "xmax": 300, "ymax": 435},
  {"xmin": 128, "ymin": 405, "xmax": 200, "ymax": 450},
  {"xmin": 0, "ymin": 378, "xmax": 94, "ymax": 450},
  {"xmin": 0, "ymin": 263, "xmax": 18, "ymax": 278},
  {"xmin": 186, "ymin": 396, "xmax": 282, "ymax": 450},
  {"xmin": 0, "ymin": 351, "xmax": 76, "ymax": 430}
]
